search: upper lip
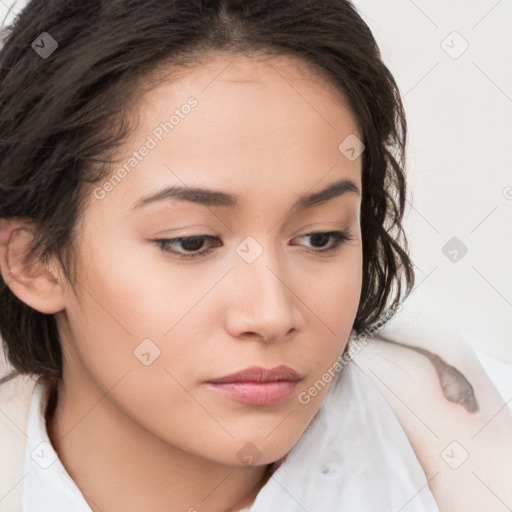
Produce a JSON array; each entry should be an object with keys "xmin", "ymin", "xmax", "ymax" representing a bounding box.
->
[{"xmin": 207, "ymin": 365, "xmax": 303, "ymax": 383}]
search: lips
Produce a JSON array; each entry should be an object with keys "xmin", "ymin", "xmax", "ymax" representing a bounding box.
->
[
  {"xmin": 206, "ymin": 365, "xmax": 303, "ymax": 406},
  {"xmin": 207, "ymin": 365, "xmax": 302, "ymax": 384}
]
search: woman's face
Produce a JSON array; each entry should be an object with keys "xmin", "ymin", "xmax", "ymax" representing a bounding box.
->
[{"xmin": 56, "ymin": 53, "xmax": 363, "ymax": 466}]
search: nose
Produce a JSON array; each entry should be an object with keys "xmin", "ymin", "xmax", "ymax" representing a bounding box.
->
[{"xmin": 223, "ymin": 245, "xmax": 304, "ymax": 344}]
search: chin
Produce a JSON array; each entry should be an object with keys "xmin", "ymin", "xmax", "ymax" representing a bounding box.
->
[{"xmin": 207, "ymin": 432, "xmax": 301, "ymax": 468}]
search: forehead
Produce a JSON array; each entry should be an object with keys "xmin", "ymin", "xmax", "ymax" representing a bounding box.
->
[
  {"xmin": 143, "ymin": 51, "xmax": 354, "ymax": 116},
  {"xmin": 98, "ymin": 52, "xmax": 362, "ymax": 211}
]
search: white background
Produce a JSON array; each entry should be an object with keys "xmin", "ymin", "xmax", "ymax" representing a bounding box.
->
[
  {"xmin": 353, "ymin": 0, "xmax": 512, "ymax": 362},
  {"xmin": 0, "ymin": 0, "xmax": 511, "ymax": 364}
]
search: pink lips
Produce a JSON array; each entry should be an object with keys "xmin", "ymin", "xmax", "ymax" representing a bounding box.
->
[{"xmin": 206, "ymin": 365, "xmax": 303, "ymax": 406}]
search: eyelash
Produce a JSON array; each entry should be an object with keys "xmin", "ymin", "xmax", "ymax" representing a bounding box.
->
[{"xmin": 153, "ymin": 230, "xmax": 355, "ymax": 260}]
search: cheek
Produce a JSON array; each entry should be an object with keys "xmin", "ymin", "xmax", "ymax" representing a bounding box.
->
[
  {"xmin": 297, "ymin": 248, "xmax": 363, "ymax": 376},
  {"xmin": 60, "ymin": 232, "xmax": 227, "ymax": 399},
  {"xmin": 300, "ymin": 246, "xmax": 363, "ymax": 331},
  {"xmin": 68, "ymin": 231, "xmax": 188, "ymax": 338}
]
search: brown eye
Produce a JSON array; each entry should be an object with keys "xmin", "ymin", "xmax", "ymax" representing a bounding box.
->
[
  {"xmin": 294, "ymin": 230, "xmax": 354, "ymax": 254},
  {"xmin": 155, "ymin": 235, "xmax": 221, "ymax": 259}
]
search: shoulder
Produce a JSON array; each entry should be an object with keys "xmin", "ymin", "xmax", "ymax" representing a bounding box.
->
[
  {"xmin": 0, "ymin": 371, "xmax": 40, "ymax": 412},
  {"xmin": 0, "ymin": 371, "xmax": 40, "ymax": 512},
  {"xmin": 350, "ymin": 334, "xmax": 512, "ymax": 512}
]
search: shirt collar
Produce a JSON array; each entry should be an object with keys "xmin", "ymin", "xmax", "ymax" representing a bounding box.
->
[{"xmin": 23, "ymin": 376, "xmax": 93, "ymax": 512}]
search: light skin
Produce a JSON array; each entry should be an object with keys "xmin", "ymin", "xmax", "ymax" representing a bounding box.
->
[{"xmin": 0, "ymin": 52, "xmax": 363, "ymax": 512}]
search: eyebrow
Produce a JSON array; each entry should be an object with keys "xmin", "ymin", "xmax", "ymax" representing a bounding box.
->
[{"xmin": 133, "ymin": 178, "xmax": 360, "ymax": 211}]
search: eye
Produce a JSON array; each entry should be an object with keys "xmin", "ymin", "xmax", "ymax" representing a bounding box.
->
[
  {"xmin": 295, "ymin": 230, "xmax": 355, "ymax": 254},
  {"xmin": 154, "ymin": 235, "xmax": 221, "ymax": 259},
  {"xmin": 153, "ymin": 230, "xmax": 355, "ymax": 259}
]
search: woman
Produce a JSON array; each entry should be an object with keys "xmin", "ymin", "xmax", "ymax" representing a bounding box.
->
[{"xmin": 0, "ymin": 1, "xmax": 510, "ymax": 511}]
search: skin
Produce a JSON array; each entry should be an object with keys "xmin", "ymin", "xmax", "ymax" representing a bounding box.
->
[{"xmin": 0, "ymin": 53, "xmax": 363, "ymax": 512}]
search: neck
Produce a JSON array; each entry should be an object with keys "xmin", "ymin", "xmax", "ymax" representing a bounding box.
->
[{"xmin": 45, "ymin": 374, "xmax": 276, "ymax": 512}]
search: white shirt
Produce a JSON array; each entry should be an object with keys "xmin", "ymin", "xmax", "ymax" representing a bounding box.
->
[{"xmin": 22, "ymin": 361, "xmax": 441, "ymax": 512}]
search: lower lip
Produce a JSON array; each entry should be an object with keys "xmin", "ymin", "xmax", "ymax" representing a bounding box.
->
[{"xmin": 206, "ymin": 381, "xmax": 299, "ymax": 406}]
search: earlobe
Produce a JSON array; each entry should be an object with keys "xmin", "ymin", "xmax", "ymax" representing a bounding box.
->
[{"xmin": 0, "ymin": 218, "xmax": 65, "ymax": 314}]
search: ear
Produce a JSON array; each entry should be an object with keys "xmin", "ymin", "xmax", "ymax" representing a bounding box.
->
[{"xmin": 0, "ymin": 218, "xmax": 65, "ymax": 314}]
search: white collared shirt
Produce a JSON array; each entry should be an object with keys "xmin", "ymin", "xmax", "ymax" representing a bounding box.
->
[
  {"xmin": 22, "ymin": 379, "xmax": 93, "ymax": 512},
  {"xmin": 21, "ymin": 359, "xmax": 446, "ymax": 512}
]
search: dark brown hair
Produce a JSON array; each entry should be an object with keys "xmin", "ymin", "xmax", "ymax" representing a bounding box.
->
[{"xmin": 0, "ymin": 0, "xmax": 415, "ymax": 381}]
